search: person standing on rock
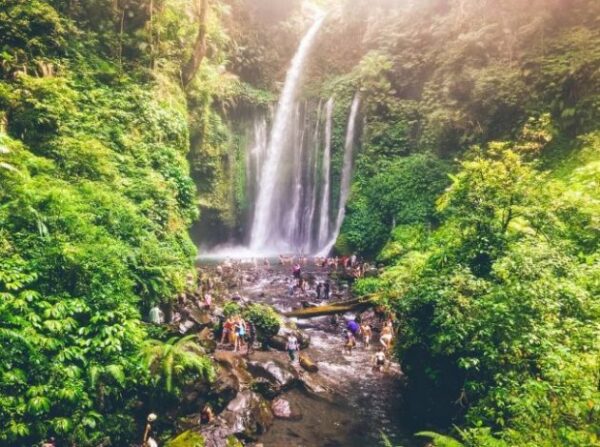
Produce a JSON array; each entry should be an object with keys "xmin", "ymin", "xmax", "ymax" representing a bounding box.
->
[
  {"xmin": 245, "ymin": 320, "xmax": 256, "ymax": 356},
  {"xmin": 293, "ymin": 262, "xmax": 301, "ymax": 281},
  {"xmin": 347, "ymin": 319, "xmax": 360, "ymax": 337},
  {"xmin": 286, "ymin": 334, "xmax": 300, "ymax": 363},
  {"xmin": 221, "ymin": 317, "xmax": 233, "ymax": 346},
  {"xmin": 203, "ymin": 292, "xmax": 212, "ymax": 309},
  {"xmin": 148, "ymin": 304, "xmax": 164, "ymax": 324},
  {"xmin": 324, "ymin": 281, "xmax": 331, "ymax": 300},
  {"xmin": 233, "ymin": 316, "xmax": 246, "ymax": 352},
  {"xmin": 316, "ymin": 282, "xmax": 322, "ymax": 300}
]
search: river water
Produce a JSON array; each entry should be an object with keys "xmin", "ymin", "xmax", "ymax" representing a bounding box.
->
[{"xmin": 199, "ymin": 260, "xmax": 419, "ymax": 447}]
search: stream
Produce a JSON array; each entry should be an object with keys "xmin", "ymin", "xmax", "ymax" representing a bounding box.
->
[{"xmin": 198, "ymin": 259, "xmax": 418, "ymax": 447}]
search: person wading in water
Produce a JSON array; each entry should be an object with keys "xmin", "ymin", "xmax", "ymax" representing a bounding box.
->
[
  {"xmin": 361, "ymin": 323, "xmax": 372, "ymax": 346},
  {"xmin": 343, "ymin": 329, "xmax": 356, "ymax": 354},
  {"xmin": 286, "ymin": 333, "xmax": 300, "ymax": 363},
  {"xmin": 373, "ymin": 349, "xmax": 386, "ymax": 372},
  {"xmin": 380, "ymin": 321, "xmax": 394, "ymax": 352}
]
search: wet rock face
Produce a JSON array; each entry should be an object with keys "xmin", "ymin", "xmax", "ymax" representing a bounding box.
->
[
  {"xmin": 198, "ymin": 327, "xmax": 217, "ymax": 353},
  {"xmin": 209, "ymin": 352, "xmax": 256, "ymax": 411},
  {"xmin": 271, "ymin": 397, "xmax": 301, "ymax": 420},
  {"xmin": 210, "ymin": 366, "xmax": 240, "ymax": 411},
  {"xmin": 190, "ymin": 308, "xmax": 216, "ymax": 326},
  {"xmin": 223, "ymin": 390, "xmax": 274, "ymax": 438},
  {"xmin": 247, "ymin": 360, "xmax": 299, "ymax": 390},
  {"xmin": 197, "ymin": 391, "xmax": 273, "ymax": 446}
]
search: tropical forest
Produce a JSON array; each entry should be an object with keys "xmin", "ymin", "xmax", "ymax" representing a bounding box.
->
[{"xmin": 0, "ymin": 0, "xmax": 599, "ymax": 446}]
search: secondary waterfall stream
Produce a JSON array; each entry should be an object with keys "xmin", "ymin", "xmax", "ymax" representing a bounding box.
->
[{"xmin": 318, "ymin": 93, "xmax": 361, "ymax": 256}]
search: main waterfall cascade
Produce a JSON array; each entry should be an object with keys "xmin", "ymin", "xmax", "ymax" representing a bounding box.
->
[
  {"xmin": 249, "ymin": 12, "xmax": 326, "ymax": 251},
  {"xmin": 206, "ymin": 13, "xmax": 362, "ymax": 257}
]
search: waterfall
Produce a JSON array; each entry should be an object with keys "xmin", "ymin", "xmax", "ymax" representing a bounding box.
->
[
  {"xmin": 318, "ymin": 93, "xmax": 361, "ymax": 256},
  {"xmin": 250, "ymin": 13, "xmax": 326, "ymax": 252},
  {"xmin": 317, "ymin": 97, "xmax": 334, "ymax": 247},
  {"xmin": 286, "ymin": 103, "xmax": 307, "ymax": 243},
  {"xmin": 246, "ymin": 116, "xmax": 268, "ymax": 225},
  {"xmin": 305, "ymin": 99, "xmax": 323, "ymax": 252}
]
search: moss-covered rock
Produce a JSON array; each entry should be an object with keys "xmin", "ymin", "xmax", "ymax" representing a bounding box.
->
[{"xmin": 165, "ymin": 430, "xmax": 205, "ymax": 447}]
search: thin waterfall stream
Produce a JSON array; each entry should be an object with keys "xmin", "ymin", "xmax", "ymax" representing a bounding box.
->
[{"xmin": 318, "ymin": 93, "xmax": 361, "ymax": 256}]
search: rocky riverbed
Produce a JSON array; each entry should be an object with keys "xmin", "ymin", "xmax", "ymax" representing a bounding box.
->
[{"xmin": 165, "ymin": 260, "xmax": 418, "ymax": 447}]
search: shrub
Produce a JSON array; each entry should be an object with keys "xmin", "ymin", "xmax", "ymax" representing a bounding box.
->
[
  {"xmin": 222, "ymin": 301, "xmax": 241, "ymax": 318},
  {"xmin": 242, "ymin": 303, "xmax": 281, "ymax": 342}
]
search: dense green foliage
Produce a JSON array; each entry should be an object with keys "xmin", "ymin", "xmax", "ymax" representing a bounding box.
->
[
  {"xmin": 314, "ymin": 0, "xmax": 600, "ymax": 445},
  {"xmin": 359, "ymin": 134, "xmax": 600, "ymax": 445},
  {"xmin": 0, "ymin": 0, "xmax": 215, "ymax": 445},
  {"xmin": 242, "ymin": 303, "xmax": 281, "ymax": 342},
  {"xmin": 2, "ymin": 0, "xmax": 600, "ymax": 445}
]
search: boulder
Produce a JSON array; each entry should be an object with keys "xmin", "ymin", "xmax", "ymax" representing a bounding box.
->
[
  {"xmin": 299, "ymin": 371, "xmax": 329, "ymax": 396},
  {"xmin": 267, "ymin": 335, "xmax": 287, "ymax": 351},
  {"xmin": 190, "ymin": 308, "xmax": 215, "ymax": 327},
  {"xmin": 165, "ymin": 430, "xmax": 205, "ymax": 447},
  {"xmin": 251, "ymin": 377, "xmax": 280, "ymax": 399},
  {"xmin": 247, "ymin": 359, "xmax": 299, "ymax": 390},
  {"xmin": 213, "ymin": 351, "xmax": 253, "ymax": 387},
  {"xmin": 271, "ymin": 397, "xmax": 302, "ymax": 420},
  {"xmin": 268, "ymin": 331, "xmax": 310, "ymax": 351},
  {"xmin": 271, "ymin": 397, "xmax": 291, "ymax": 418},
  {"xmin": 199, "ymin": 425, "xmax": 239, "ymax": 447},
  {"xmin": 221, "ymin": 390, "xmax": 273, "ymax": 439},
  {"xmin": 179, "ymin": 319, "xmax": 197, "ymax": 334},
  {"xmin": 210, "ymin": 367, "xmax": 239, "ymax": 411},
  {"xmin": 198, "ymin": 327, "xmax": 217, "ymax": 353},
  {"xmin": 299, "ymin": 353, "xmax": 318, "ymax": 373}
]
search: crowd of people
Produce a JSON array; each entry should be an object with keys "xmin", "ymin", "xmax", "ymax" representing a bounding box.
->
[
  {"xmin": 145, "ymin": 252, "xmax": 396, "ymax": 375},
  {"xmin": 343, "ymin": 317, "xmax": 395, "ymax": 372},
  {"xmin": 220, "ymin": 314, "xmax": 256, "ymax": 354}
]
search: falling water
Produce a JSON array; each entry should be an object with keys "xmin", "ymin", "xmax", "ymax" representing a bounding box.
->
[
  {"xmin": 286, "ymin": 103, "xmax": 307, "ymax": 243},
  {"xmin": 246, "ymin": 116, "xmax": 268, "ymax": 225},
  {"xmin": 305, "ymin": 99, "xmax": 323, "ymax": 252},
  {"xmin": 318, "ymin": 93, "xmax": 361, "ymax": 256},
  {"xmin": 250, "ymin": 13, "xmax": 326, "ymax": 252},
  {"xmin": 317, "ymin": 97, "xmax": 334, "ymax": 247}
]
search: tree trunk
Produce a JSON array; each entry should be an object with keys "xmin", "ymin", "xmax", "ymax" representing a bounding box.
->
[
  {"xmin": 284, "ymin": 297, "xmax": 375, "ymax": 319},
  {"xmin": 182, "ymin": 0, "xmax": 209, "ymax": 88}
]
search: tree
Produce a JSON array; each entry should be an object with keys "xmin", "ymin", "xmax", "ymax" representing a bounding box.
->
[{"xmin": 182, "ymin": 0, "xmax": 209, "ymax": 88}]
